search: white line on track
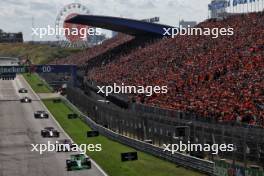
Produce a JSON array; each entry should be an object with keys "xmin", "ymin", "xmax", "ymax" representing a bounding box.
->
[{"xmin": 20, "ymin": 75, "xmax": 108, "ymax": 176}]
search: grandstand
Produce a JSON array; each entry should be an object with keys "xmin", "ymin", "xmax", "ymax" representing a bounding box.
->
[
  {"xmin": 53, "ymin": 33, "xmax": 134, "ymax": 66},
  {"xmin": 50, "ymin": 11, "xmax": 264, "ymax": 168},
  {"xmin": 91, "ymin": 12, "xmax": 264, "ymax": 127},
  {"xmin": 0, "ymin": 29, "xmax": 23, "ymax": 43},
  {"xmin": 55, "ymin": 12, "xmax": 264, "ymax": 127}
]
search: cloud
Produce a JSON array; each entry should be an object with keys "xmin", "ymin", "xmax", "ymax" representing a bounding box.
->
[
  {"xmin": 14, "ymin": 8, "xmax": 31, "ymax": 17},
  {"xmin": 0, "ymin": 0, "xmax": 25, "ymax": 6},
  {"xmin": 0, "ymin": 0, "xmax": 212, "ymax": 41},
  {"xmin": 140, "ymin": 1, "xmax": 156, "ymax": 8},
  {"xmin": 30, "ymin": 2, "xmax": 56, "ymax": 11},
  {"xmin": 115, "ymin": 0, "xmax": 156, "ymax": 9}
]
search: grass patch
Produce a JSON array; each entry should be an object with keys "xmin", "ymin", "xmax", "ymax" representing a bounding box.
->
[
  {"xmin": 25, "ymin": 72, "xmax": 204, "ymax": 176},
  {"xmin": 0, "ymin": 43, "xmax": 81, "ymax": 64},
  {"xmin": 43, "ymin": 99, "xmax": 204, "ymax": 176},
  {"xmin": 23, "ymin": 73, "xmax": 52, "ymax": 93}
]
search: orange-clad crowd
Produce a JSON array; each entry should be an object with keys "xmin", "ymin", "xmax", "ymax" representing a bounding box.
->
[{"xmin": 55, "ymin": 12, "xmax": 264, "ymax": 126}]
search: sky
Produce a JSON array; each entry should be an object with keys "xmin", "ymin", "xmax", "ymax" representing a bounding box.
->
[{"xmin": 0, "ymin": 0, "xmax": 212, "ymax": 41}]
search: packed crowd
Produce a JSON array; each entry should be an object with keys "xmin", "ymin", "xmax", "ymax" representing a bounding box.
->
[
  {"xmin": 86, "ymin": 12, "xmax": 264, "ymax": 126},
  {"xmin": 52, "ymin": 33, "xmax": 133, "ymax": 66},
  {"xmin": 81, "ymin": 36, "xmax": 156, "ymax": 72}
]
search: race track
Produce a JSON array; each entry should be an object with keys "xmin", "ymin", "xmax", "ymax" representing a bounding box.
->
[{"xmin": 0, "ymin": 75, "xmax": 106, "ymax": 176}]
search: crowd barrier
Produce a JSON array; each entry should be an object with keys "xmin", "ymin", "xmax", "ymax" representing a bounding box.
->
[
  {"xmin": 64, "ymin": 88, "xmax": 215, "ymax": 175},
  {"xmin": 39, "ymin": 73, "xmax": 263, "ymax": 171}
]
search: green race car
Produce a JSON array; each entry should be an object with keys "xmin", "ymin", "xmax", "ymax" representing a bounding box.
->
[{"xmin": 66, "ymin": 154, "xmax": 91, "ymax": 171}]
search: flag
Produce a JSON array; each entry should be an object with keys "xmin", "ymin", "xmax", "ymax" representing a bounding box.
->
[
  {"xmin": 209, "ymin": 1, "xmax": 225, "ymax": 10},
  {"xmin": 227, "ymin": 0, "xmax": 231, "ymax": 6},
  {"xmin": 208, "ymin": 4, "xmax": 212, "ymax": 10},
  {"xmin": 216, "ymin": 1, "xmax": 226, "ymax": 9},
  {"xmin": 238, "ymin": 0, "xmax": 248, "ymax": 4},
  {"xmin": 233, "ymin": 0, "xmax": 238, "ymax": 6}
]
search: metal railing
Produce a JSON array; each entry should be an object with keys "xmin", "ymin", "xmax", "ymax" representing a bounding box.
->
[{"xmin": 64, "ymin": 89, "xmax": 215, "ymax": 175}]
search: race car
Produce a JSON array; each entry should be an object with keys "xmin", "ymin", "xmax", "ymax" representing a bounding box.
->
[
  {"xmin": 34, "ymin": 110, "xmax": 49, "ymax": 119},
  {"xmin": 66, "ymin": 154, "xmax": 91, "ymax": 171},
  {"xmin": 18, "ymin": 88, "xmax": 28, "ymax": 93},
  {"xmin": 41, "ymin": 127, "xmax": 60, "ymax": 138},
  {"xmin": 20, "ymin": 97, "xmax": 32, "ymax": 103},
  {"xmin": 56, "ymin": 139, "xmax": 75, "ymax": 152}
]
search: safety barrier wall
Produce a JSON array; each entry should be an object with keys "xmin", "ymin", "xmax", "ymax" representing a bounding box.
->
[
  {"xmin": 65, "ymin": 87, "xmax": 215, "ymax": 175},
  {"xmin": 83, "ymin": 80, "xmax": 264, "ymax": 129},
  {"xmin": 66, "ymin": 85, "xmax": 264, "ymax": 168},
  {"xmin": 81, "ymin": 81, "xmax": 264, "ymax": 164}
]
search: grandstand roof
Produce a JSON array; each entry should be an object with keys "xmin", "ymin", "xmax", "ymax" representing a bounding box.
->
[{"xmin": 66, "ymin": 15, "xmax": 175, "ymax": 36}]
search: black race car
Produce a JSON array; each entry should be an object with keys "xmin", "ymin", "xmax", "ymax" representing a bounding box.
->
[
  {"xmin": 41, "ymin": 127, "xmax": 60, "ymax": 138},
  {"xmin": 20, "ymin": 97, "xmax": 32, "ymax": 103},
  {"xmin": 34, "ymin": 110, "xmax": 49, "ymax": 119},
  {"xmin": 56, "ymin": 139, "xmax": 75, "ymax": 152},
  {"xmin": 18, "ymin": 88, "xmax": 28, "ymax": 93}
]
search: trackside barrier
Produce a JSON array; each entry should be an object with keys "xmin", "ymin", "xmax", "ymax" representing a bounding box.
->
[
  {"xmin": 62, "ymin": 97, "xmax": 215, "ymax": 175},
  {"xmin": 215, "ymin": 160, "xmax": 264, "ymax": 176},
  {"xmin": 80, "ymin": 81, "xmax": 264, "ymax": 167}
]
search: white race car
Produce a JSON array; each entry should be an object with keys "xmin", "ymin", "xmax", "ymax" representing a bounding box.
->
[
  {"xmin": 20, "ymin": 97, "xmax": 32, "ymax": 103},
  {"xmin": 41, "ymin": 127, "xmax": 60, "ymax": 138},
  {"xmin": 34, "ymin": 110, "xmax": 49, "ymax": 119},
  {"xmin": 18, "ymin": 88, "xmax": 28, "ymax": 93}
]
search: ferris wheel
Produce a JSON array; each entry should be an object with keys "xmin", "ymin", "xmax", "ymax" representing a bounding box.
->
[{"xmin": 55, "ymin": 3, "xmax": 90, "ymax": 48}]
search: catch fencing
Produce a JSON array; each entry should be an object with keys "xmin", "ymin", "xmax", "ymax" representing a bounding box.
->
[{"xmin": 65, "ymin": 87, "xmax": 215, "ymax": 175}]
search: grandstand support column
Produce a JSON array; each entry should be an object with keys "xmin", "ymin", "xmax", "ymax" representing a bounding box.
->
[
  {"xmin": 125, "ymin": 122, "xmax": 128, "ymax": 136},
  {"xmin": 142, "ymin": 119, "xmax": 148, "ymax": 141},
  {"xmin": 118, "ymin": 120, "xmax": 122, "ymax": 134},
  {"xmin": 186, "ymin": 126, "xmax": 191, "ymax": 143},
  {"xmin": 243, "ymin": 129, "xmax": 248, "ymax": 168},
  {"xmin": 221, "ymin": 126, "xmax": 225, "ymax": 159},
  {"xmin": 136, "ymin": 121, "xmax": 140, "ymax": 140},
  {"xmin": 231, "ymin": 127, "xmax": 236, "ymax": 165},
  {"xmin": 138, "ymin": 122, "xmax": 141, "ymax": 139},
  {"xmin": 211, "ymin": 133, "xmax": 216, "ymax": 161},
  {"xmin": 132, "ymin": 120, "xmax": 136, "ymax": 139},
  {"xmin": 117, "ymin": 119, "xmax": 121, "ymax": 134},
  {"xmin": 71, "ymin": 65, "xmax": 77, "ymax": 87},
  {"xmin": 202, "ymin": 126, "xmax": 205, "ymax": 147},
  {"xmin": 128, "ymin": 121, "xmax": 132, "ymax": 138},
  {"xmin": 122, "ymin": 121, "xmax": 124, "ymax": 135},
  {"xmin": 192, "ymin": 124, "xmax": 196, "ymax": 144}
]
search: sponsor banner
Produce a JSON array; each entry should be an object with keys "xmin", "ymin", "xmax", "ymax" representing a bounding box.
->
[
  {"xmin": 0, "ymin": 65, "xmax": 76, "ymax": 74},
  {"xmin": 121, "ymin": 152, "xmax": 138, "ymax": 162},
  {"xmin": 87, "ymin": 131, "xmax": 99, "ymax": 137},
  {"xmin": 68, "ymin": 113, "xmax": 79, "ymax": 119},
  {"xmin": 215, "ymin": 160, "xmax": 264, "ymax": 176}
]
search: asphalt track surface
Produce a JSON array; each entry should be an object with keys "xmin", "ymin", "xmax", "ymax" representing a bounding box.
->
[{"xmin": 0, "ymin": 75, "xmax": 106, "ymax": 176}]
